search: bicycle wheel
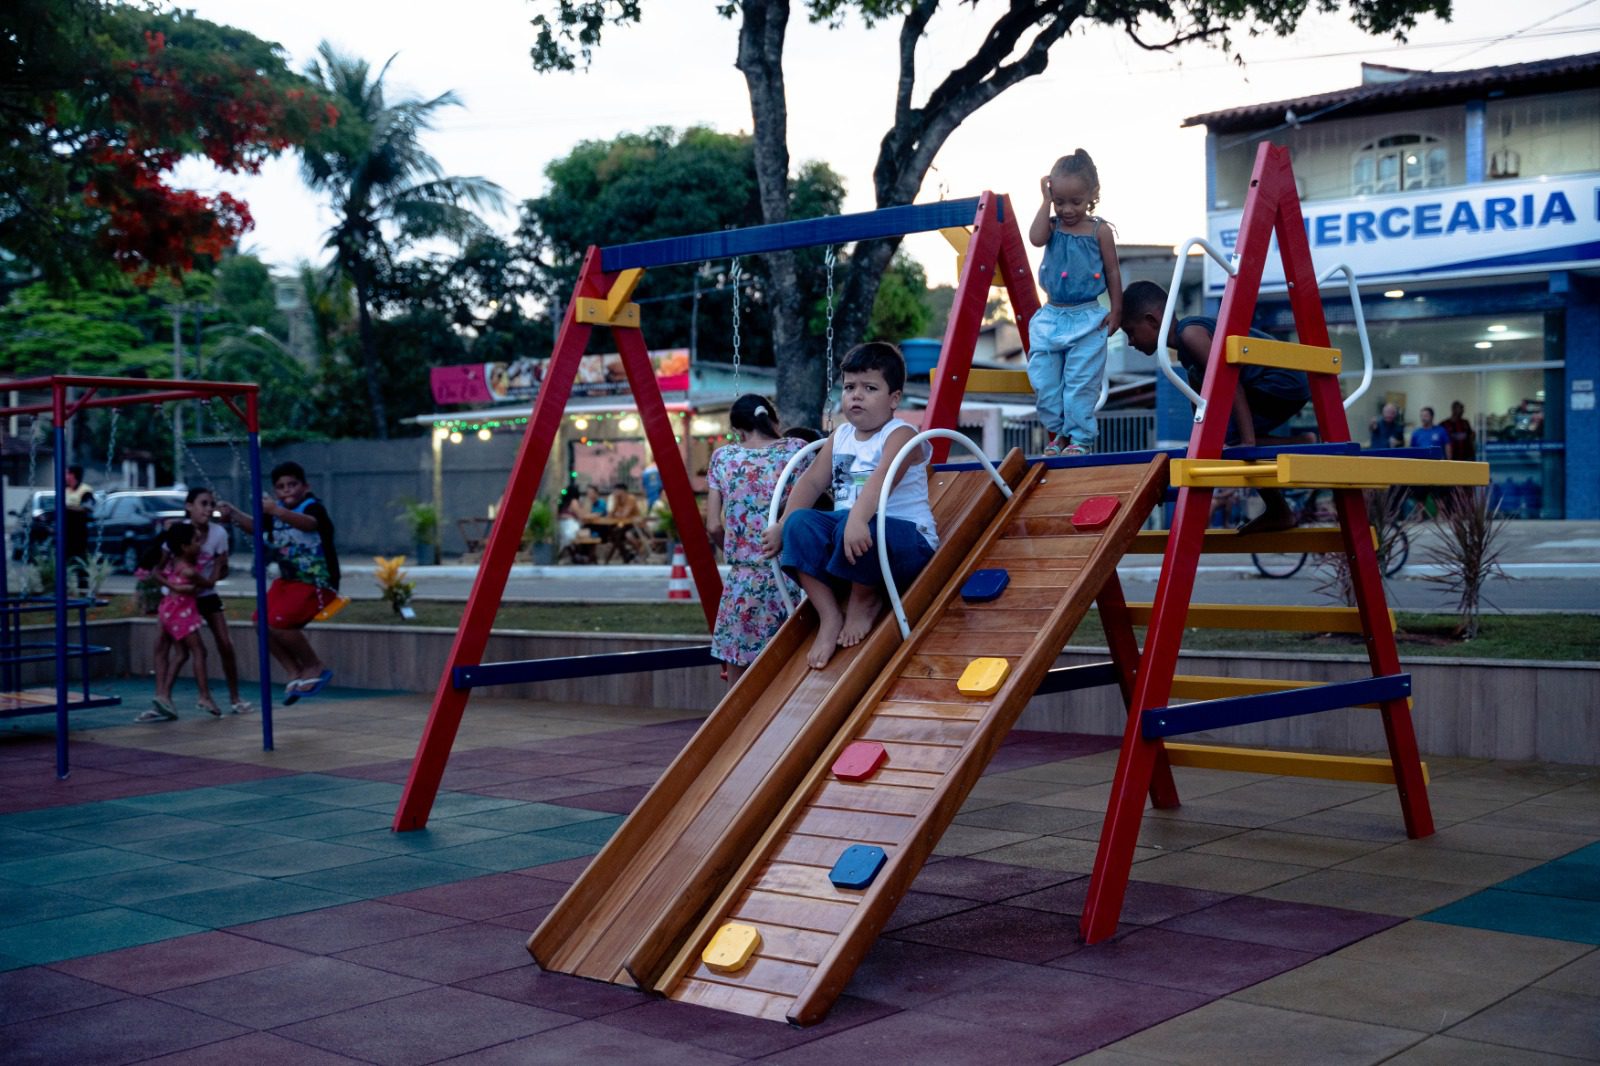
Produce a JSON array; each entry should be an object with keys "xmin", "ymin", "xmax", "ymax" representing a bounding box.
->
[
  {"xmin": 1252, "ymin": 552, "xmax": 1308, "ymax": 579},
  {"xmin": 1382, "ymin": 527, "xmax": 1409, "ymax": 578}
]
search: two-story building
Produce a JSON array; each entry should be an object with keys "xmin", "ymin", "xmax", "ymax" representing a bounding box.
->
[{"xmin": 1169, "ymin": 52, "xmax": 1600, "ymax": 519}]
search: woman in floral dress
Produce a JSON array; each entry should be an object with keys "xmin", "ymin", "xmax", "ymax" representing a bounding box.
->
[{"xmin": 705, "ymin": 393, "xmax": 813, "ymax": 682}]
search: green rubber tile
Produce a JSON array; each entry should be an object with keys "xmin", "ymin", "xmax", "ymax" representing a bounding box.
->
[
  {"xmin": 1558, "ymin": 843, "xmax": 1600, "ymax": 868},
  {"xmin": 449, "ymin": 802, "xmax": 612, "ymax": 834},
  {"xmin": 415, "ymin": 793, "xmax": 525, "ymax": 820},
  {"xmin": 283, "ymin": 855, "xmax": 477, "ymax": 897},
  {"xmin": 51, "ymin": 813, "xmax": 214, "ymax": 846},
  {"xmin": 0, "ymin": 884, "xmax": 107, "ymax": 929},
  {"xmin": 0, "ymin": 845, "xmax": 167, "ymax": 886},
  {"xmin": 251, "ymin": 807, "xmax": 394, "ymax": 840},
  {"xmin": 0, "ymin": 828, "xmax": 97, "ymax": 860},
  {"xmin": 0, "ymin": 907, "xmax": 206, "ymax": 965},
  {"xmin": 132, "ymin": 879, "xmax": 356, "ymax": 928},
  {"xmin": 118, "ymin": 825, "xmax": 305, "ymax": 862},
  {"xmin": 109, "ymin": 788, "xmax": 261, "ymax": 815},
  {"xmin": 188, "ymin": 796, "xmax": 341, "ymax": 826},
  {"xmin": 429, "ymin": 832, "xmax": 597, "ymax": 873},
  {"xmin": 0, "ymin": 952, "xmax": 27, "ymax": 971},
  {"xmin": 326, "ymin": 822, "xmax": 509, "ymax": 854},
  {"xmin": 300, "ymin": 782, "xmax": 405, "ymax": 808},
  {"xmin": 53, "ymin": 862, "xmax": 260, "ymax": 906},
  {"xmin": 1424, "ymin": 888, "xmax": 1600, "ymax": 945},
  {"xmin": 0, "ymin": 800, "xmax": 149, "ymax": 832},
  {"xmin": 205, "ymin": 841, "xmax": 385, "ymax": 878},
  {"xmin": 1500, "ymin": 860, "xmax": 1600, "ymax": 902},
  {"xmin": 534, "ymin": 816, "xmax": 624, "ymax": 846},
  {"xmin": 226, "ymin": 773, "xmax": 360, "ymax": 796}
]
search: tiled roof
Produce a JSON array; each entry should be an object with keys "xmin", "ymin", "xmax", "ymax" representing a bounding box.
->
[{"xmin": 1184, "ymin": 51, "xmax": 1600, "ymax": 132}]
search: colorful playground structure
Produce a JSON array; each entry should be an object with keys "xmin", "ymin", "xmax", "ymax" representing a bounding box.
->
[{"xmin": 391, "ymin": 144, "xmax": 1489, "ymax": 1024}]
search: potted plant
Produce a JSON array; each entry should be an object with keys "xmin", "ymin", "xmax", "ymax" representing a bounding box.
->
[
  {"xmin": 399, "ymin": 501, "xmax": 440, "ymax": 565},
  {"xmin": 525, "ymin": 498, "xmax": 556, "ymax": 565},
  {"xmin": 373, "ymin": 555, "xmax": 417, "ymax": 619}
]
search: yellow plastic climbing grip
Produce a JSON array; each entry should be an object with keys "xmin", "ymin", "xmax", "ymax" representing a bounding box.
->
[
  {"xmin": 702, "ymin": 922, "xmax": 762, "ymax": 974},
  {"xmin": 957, "ymin": 657, "xmax": 1010, "ymax": 697}
]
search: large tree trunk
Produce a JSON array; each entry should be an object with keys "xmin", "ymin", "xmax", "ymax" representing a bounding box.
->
[
  {"xmin": 736, "ymin": 0, "xmax": 818, "ymax": 429},
  {"xmin": 352, "ymin": 269, "xmax": 389, "ymax": 440}
]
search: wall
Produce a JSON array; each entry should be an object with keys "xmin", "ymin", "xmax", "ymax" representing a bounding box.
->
[{"xmin": 1485, "ymin": 89, "xmax": 1600, "ymax": 179}]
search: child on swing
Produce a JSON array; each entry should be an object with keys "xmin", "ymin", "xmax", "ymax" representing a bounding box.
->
[
  {"xmin": 762, "ymin": 343, "xmax": 938, "ymax": 670},
  {"xmin": 1028, "ymin": 149, "xmax": 1122, "ymax": 457},
  {"xmin": 135, "ymin": 524, "xmax": 219, "ymax": 721}
]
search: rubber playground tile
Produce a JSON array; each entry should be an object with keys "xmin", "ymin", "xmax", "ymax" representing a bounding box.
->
[
  {"xmin": 381, "ymin": 870, "xmax": 569, "ymax": 920},
  {"xmin": 1051, "ymin": 926, "xmax": 1314, "ymax": 996},
  {"xmin": 131, "ymin": 1031, "xmax": 372, "ymax": 1065},
  {"xmin": 512, "ymin": 853, "xmax": 594, "ymax": 883},
  {"xmin": 1498, "ymin": 858, "xmax": 1600, "ymax": 900},
  {"xmin": 53, "ymin": 862, "xmax": 261, "ymax": 906},
  {"xmin": 1377, "ymin": 1034, "xmax": 1588, "ymax": 1066},
  {"xmin": 0, "ymin": 883, "xmax": 108, "ymax": 929},
  {"xmin": 604, "ymin": 992, "xmax": 900, "ymax": 1059},
  {"xmin": 224, "ymin": 772, "xmax": 362, "ymax": 796},
  {"xmin": 456, "ymin": 967, "xmax": 650, "ymax": 1018},
  {"xmin": 0, "ymin": 798, "xmax": 152, "ymax": 832},
  {"xmin": 880, "ymin": 890, "xmax": 984, "ymax": 933},
  {"xmin": 0, "ymin": 966, "xmax": 127, "ymax": 1025},
  {"xmin": 299, "ymin": 781, "xmax": 407, "ymax": 809},
  {"xmin": 534, "ymin": 814, "xmax": 624, "ymax": 846},
  {"xmin": 428, "ymin": 832, "xmax": 598, "ymax": 873},
  {"xmin": 325, "ymin": 821, "xmax": 510, "ymax": 854},
  {"xmin": 48, "ymin": 812, "xmax": 216, "ymax": 847},
  {"xmin": 1423, "ymin": 887, "xmax": 1600, "ymax": 944},
  {"xmin": 202, "ymin": 840, "xmax": 389, "ymax": 878},
  {"xmin": 0, "ymin": 993, "xmax": 249, "ymax": 1066},
  {"xmin": 49, "ymin": 929, "xmax": 307, "ymax": 994},
  {"xmin": 282, "ymin": 854, "xmax": 479, "ymax": 897},
  {"xmin": 1559, "ymin": 841, "xmax": 1600, "ymax": 867},
  {"xmin": 107, "ymin": 787, "xmax": 264, "ymax": 815},
  {"xmin": 755, "ymin": 1007, "xmax": 1074, "ymax": 1066},
  {"xmin": 405, "ymin": 791, "xmax": 524, "ymax": 820},
  {"xmin": 953, "ymin": 801, "xmax": 1104, "ymax": 836},
  {"xmin": 1009, "ymin": 878, "xmax": 1229, "ymax": 927},
  {"xmin": 1253, "ymin": 867, "xmax": 1478, "ymax": 919},
  {"xmin": 0, "ymin": 825, "xmax": 94, "ymax": 859},
  {"xmin": 133, "ymin": 878, "xmax": 357, "ymax": 928},
  {"xmin": 334, "ymin": 921, "xmax": 533, "ymax": 984},
  {"xmin": 0, "ymin": 907, "xmax": 206, "ymax": 965},
  {"xmin": 447, "ymin": 801, "xmax": 613, "ymax": 834},
  {"xmin": 152, "ymin": 954, "xmax": 435, "ymax": 1030},
  {"xmin": 1110, "ymin": 998, "xmax": 1422, "ymax": 1066},
  {"xmin": 188, "ymin": 795, "xmax": 348, "ymax": 827},
  {"xmin": 116, "ymin": 824, "xmax": 306, "ymax": 862},
  {"xmin": 431, "ymin": 1019, "xmax": 738, "ymax": 1066},
  {"xmin": 557, "ymin": 784, "xmax": 650, "ymax": 815},
  {"xmin": 1445, "ymin": 987, "xmax": 1600, "ymax": 1060},
  {"xmin": 273, "ymin": 985, "xmax": 571, "ymax": 1066},
  {"xmin": 471, "ymin": 776, "xmax": 628, "ymax": 804},
  {"xmin": 226, "ymin": 900, "xmax": 465, "ymax": 954},
  {"xmin": 1159, "ymin": 895, "xmax": 1402, "ymax": 953},
  {"xmin": 908, "ymin": 856, "xmax": 1077, "ymax": 903},
  {"xmin": 0, "ymin": 844, "xmax": 167, "ymax": 886},
  {"xmin": 247, "ymin": 806, "xmax": 395, "ymax": 839}
]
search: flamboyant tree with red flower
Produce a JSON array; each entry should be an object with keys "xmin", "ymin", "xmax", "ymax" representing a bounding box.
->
[{"xmin": 2, "ymin": 2, "xmax": 336, "ymax": 286}]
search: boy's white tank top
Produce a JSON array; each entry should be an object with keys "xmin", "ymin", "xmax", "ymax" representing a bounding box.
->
[{"xmin": 829, "ymin": 417, "xmax": 939, "ymax": 549}]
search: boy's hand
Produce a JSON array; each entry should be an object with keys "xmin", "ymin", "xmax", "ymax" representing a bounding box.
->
[
  {"xmin": 760, "ymin": 519, "xmax": 784, "ymax": 559},
  {"xmin": 841, "ymin": 514, "xmax": 873, "ymax": 564}
]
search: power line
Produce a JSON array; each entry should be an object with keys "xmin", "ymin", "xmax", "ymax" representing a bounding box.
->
[{"xmin": 1430, "ymin": 0, "xmax": 1599, "ymax": 69}]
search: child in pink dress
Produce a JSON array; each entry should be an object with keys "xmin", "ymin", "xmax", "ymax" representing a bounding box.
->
[{"xmin": 136, "ymin": 524, "xmax": 219, "ymax": 721}]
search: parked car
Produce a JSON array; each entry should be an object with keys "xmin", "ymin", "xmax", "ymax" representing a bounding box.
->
[
  {"xmin": 9, "ymin": 490, "xmax": 56, "ymax": 562},
  {"xmin": 95, "ymin": 490, "xmax": 188, "ymax": 573}
]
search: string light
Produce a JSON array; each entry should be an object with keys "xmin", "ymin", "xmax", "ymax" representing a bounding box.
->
[
  {"xmin": 448, "ymin": 431, "xmax": 463, "ymax": 444},
  {"xmin": 476, "ymin": 428, "xmax": 492, "ymax": 441}
]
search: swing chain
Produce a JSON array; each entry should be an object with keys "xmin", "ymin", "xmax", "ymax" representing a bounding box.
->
[
  {"xmin": 729, "ymin": 257, "xmax": 743, "ymax": 393},
  {"xmin": 823, "ymin": 246, "xmax": 837, "ymax": 430},
  {"xmin": 93, "ymin": 409, "xmax": 119, "ymax": 558},
  {"xmin": 25, "ymin": 415, "xmax": 41, "ymax": 492}
]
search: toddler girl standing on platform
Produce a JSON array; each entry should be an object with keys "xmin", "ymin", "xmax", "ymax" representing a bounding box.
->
[
  {"xmin": 1027, "ymin": 149, "xmax": 1122, "ymax": 457},
  {"xmin": 136, "ymin": 524, "xmax": 219, "ymax": 721}
]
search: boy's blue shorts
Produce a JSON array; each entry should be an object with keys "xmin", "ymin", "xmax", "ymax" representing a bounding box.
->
[{"xmin": 780, "ymin": 509, "xmax": 935, "ymax": 592}]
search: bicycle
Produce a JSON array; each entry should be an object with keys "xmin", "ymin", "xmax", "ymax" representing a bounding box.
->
[{"xmin": 1250, "ymin": 488, "xmax": 1409, "ymax": 579}]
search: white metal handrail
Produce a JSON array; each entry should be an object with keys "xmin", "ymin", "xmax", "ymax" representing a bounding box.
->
[
  {"xmin": 877, "ymin": 429, "xmax": 1012, "ymax": 640},
  {"xmin": 1318, "ymin": 262, "xmax": 1374, "ymax": 411},
  {"xmin": 768, "ymin": 437, "xmax": 829, "ymax": 616}
]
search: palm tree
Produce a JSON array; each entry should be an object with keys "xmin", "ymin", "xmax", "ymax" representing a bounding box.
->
[{"xmin": 299, "ymin": 43, "xmax": 506, "ymax": 438}]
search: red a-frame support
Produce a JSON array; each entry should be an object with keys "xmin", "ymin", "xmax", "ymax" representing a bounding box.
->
[{"xmin": 1077, "ymin": 144, "xmax": 1435, "ymax": 942}]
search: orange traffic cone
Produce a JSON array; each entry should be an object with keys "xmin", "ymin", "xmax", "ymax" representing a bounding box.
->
[{"xmin": 667, "ymin": 544, "xmax": 692, "ymax": 601}]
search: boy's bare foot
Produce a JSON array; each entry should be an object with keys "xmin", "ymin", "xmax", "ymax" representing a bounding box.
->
[
  {"xmin": 1237, "ymin": 507, "xmax": 1297, "ymax": 535},
  {"xmin": 808, "ymin": 613, "xmax": 843, "ymax": 669},
  {"xmin": 839, "ymin": 583, "xmax": 883, "ymax": 648}
]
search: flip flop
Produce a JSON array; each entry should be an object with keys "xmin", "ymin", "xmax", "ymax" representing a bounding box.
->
[
  {"xmin": 282, "ymin": 677, "xmax": 311, "ymax": 706},
  {"xmin": 297, "ymin": 669, "xmax": 335, "ymax": 700}
]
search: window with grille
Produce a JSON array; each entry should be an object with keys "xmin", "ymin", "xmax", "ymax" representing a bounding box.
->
[{"xmin": 1352, "ymin": 135, "xmax": 1448, "ymax": 195}]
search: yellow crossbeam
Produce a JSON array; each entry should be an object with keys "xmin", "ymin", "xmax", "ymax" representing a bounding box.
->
[
  {"xmin": 1130, "ymin": 528, "xmax": 1364, "ymax": 555},
  {"xmin": 1164, "ymin": 743, "xmax": 1429, "ymax": 785},
  {"xmin": 940, "ymin": 226, "xmax": 1007, "ymax": 288},
  {"xmin": 573, "ymin": 267, "xmax": 645, "ymax": 327},
  {"xmin": 1225, "ymin": 335, "xmax": 1341, "ymax": 374},
  {"xmin": 1171, "ymin": 455, "xmax": 1489, "ymax": 489},
  {"xmin": 961, "ymin": 368, "xmax": 1034, "ymax": 394},
  {"xmin": 1125, "ymin": 602, "xmax": 1393, "ymax": 634}
]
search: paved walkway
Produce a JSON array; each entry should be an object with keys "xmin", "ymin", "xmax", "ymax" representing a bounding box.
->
[{"xmin": 2, "ymin": 682, "xmax": 1597, "ymax": 1063}]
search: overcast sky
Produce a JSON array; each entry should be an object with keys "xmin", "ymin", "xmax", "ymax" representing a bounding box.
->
[{"xmin": 172, "ymin": 0, "xmax": 1600, "ymax": 288}]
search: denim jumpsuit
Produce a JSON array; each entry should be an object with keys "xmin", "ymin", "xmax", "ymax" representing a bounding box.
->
[{"xmin": 1027, "ymin": 219, "xmax": 1108, "ymax": 446}]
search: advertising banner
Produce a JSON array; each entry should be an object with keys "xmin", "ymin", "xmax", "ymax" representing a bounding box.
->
[
  {"xmin": 1205, "ymin": 172, "xmax": 1600, "ymax": 293},
  {"xmin": 429, "ymin": 349, "xmax": 691, "ymax": 407}
]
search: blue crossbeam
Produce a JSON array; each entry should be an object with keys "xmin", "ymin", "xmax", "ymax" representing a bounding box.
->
[
  {"xmin": 1034, "ymin": 661, "xmax": 1121, "ymax": 696},
  {"xmin": 1141, "ymin": 673, "xmax": 1411, "ymax": 739},
  {"xmin": 453, "ymin": 645, "xmax": 718, "ymax": 689},
  {"xmin": 600, "ymin": 198, "xmax": 985, "ymax": 272}
]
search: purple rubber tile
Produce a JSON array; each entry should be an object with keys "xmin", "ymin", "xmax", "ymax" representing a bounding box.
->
[
  {"xmin": 473, "ymin": 778, "xmax": 628, "ymax": 803},
  {"xmin": 844, "ymin": 937, "xmax": 1033, "ymax": 1007},
  {"xmin": 326, "ymin": 760, "xmax": 414, "ymax": 783},
  {"xmin": 334, "ymin": 921, "xmax": 533, "ymax": 984},
  {"xmin": 438, "ymin": 747, "xmax": 532, "ymax": 769},
  {"xmin": 514, "ymin": 854, "xmax": 594, "ymax": 884},
  {"xmin": 434, "ymin": 767, "xmax": 535, "ymax": 791},
  {"xmin": 482, "ymin": 904, "xmax": 555, "ymax": 930},
  {"xmin": 1161, "ymin": 895, "xmax": 1402, "ymax": 953},
  {"xmin": 381, "ymin": 871, "xmax": 568, "ymax": 920},
  {"xmin": 916, "ymin": 964, "xmax": 1207, "ymax": 1053},
  {"xmin": 49, "ymin": 930, "xmax": 307, "ymax": 994},
  {"xmin": 606, "ymin": 993, "xmax": 898, "ymax": 1058},
  {"xmin": 558, "ymin": 785, "xmax": 650, "ymax": 815},
  {"xmin": 909, "ymin": 856, "xmax": 1076, "ymax": 902},
  {"xmin": 1009, "ymin": 878, "xmax": 1230, "ymax": 926},
  {"xmin": 136, "ymin": 1031, "xmax": 370, "ymax": 1064},
  {"xmin": 888, "ymin": 903, "xmax": 1091, "ymax": 964},
  {"xmin": 757, "ymin": 1007, "xmax": 1080, "ymax": 1066},
  {"xmin": 153, "ymin": 955, "xmax": 434, "ymax": 1029},
  {"xmin": 468, "ymin": 753, "xmax": 631, "ymax": 778},
  {"xmin": 458, "ymin": 967, "xmax": 647, "ymax": 1017},
  {"xmin": 432, "ymin": 1019, "xmax": 737, "ymax": 1065},
  {"xmin": 275, "ymin": 985, "xmax": 571, "ymax": 1066},
  {"xmin": 1050, "ymin": 926, "xmax": 1315, "ymax": 995},
  {"xmin": 0, "ymin": 966, "xmax": 126, "ymax": 1025},
  {"xmin": 1, "ymin": 995, "xmax": 248, "ymax": 1066},
  {"xmin": 881, "ymin": 890, "xmax": 985, "ymax": 933},
  {"xmin": 226, "ymin": 900, "xmax": 465, "ymax": 954}
]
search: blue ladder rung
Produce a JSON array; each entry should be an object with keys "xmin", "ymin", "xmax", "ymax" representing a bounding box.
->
[{"xmin": 1141, "ymin": 673, "xmax": 1411, "ymax": 739}]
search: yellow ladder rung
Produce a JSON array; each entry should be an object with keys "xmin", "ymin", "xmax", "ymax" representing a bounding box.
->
[
  {"xmin": 1171, "ymin": 455, "xmax": 1490, "ymax": 489},
  {"xmin": 1126, "ymin": 602, "xmax": 1394, "ymax": 634},
  {"xmin": 1225, "ymin": 335, "xmax": 1342, "ymax": 374},
  {"xmin": 1164, "ymin": 742, "xmax": 1429, "ymax": 785},
  {"xmin": 1169, "ymin": 674, "xmax": 1410, "ymax": 710},
  {"xmin": 959, "ymin": 368, "xmax": 1034, "ymax": 394},
  {"xmin": 1130, "ymin": 528, "xmax": 1354, "ymax": 555}
]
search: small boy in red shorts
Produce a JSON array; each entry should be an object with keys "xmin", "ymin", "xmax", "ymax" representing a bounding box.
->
[{"xmin": 221, "ymin": 461, "xmax": 338, "ymax": 704}]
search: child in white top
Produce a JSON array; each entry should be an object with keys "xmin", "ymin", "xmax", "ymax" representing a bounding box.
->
[
  {"xmin": 763, "ymin": 343, "xmax": 937, "ymax": 669},
  {"xmin": 185, "ymin": 488, "xmax": 251, "ymax": 714}
]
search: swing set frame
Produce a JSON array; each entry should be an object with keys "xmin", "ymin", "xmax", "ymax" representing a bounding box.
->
[{"xmin": 0, "ymin": 374, "xmax": 276, "ymax": 779}]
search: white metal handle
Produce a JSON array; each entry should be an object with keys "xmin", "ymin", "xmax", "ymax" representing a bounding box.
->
[
  {"xmin": 1159, "ymin": 238, "xmax": 1237, "ymax": 423},
  {"xmin": 768, "ymin": 437, "xmax": 829, "ymax": 617},
  {"xmin": 1316, "ymin": 263, "xmax": 1374, "ymax": 412},
  {"xmin": 877, "ymin": 429, "xmax": 1012, "ymax": 640}
]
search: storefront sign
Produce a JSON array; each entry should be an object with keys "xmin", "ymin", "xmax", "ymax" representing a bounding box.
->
[
  {"xmin": 429, "ymin": 349, "xmax": 690, "ymax": 406},
  {"xmin": 1206, "ymin": 172, "xmax": 1600, "ymax": 293}
]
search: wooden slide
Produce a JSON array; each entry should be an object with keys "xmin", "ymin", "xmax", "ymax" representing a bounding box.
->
[{"xmin": 530, "ymin": 452, "xmax": 1167, "ymax": 1026}]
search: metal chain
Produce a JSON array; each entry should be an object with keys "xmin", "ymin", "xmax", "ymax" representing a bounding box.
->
[
  {"xmin": 729, "ymin": 257, "xmax": 743, "ymax": 394},
  {"xmin": 823, "ymin": 246, "xmax": 838, "ymax": 430},
  {"xmin": 93, "ymin": 409, "xmax": 119, "ymax": 557},
  {"xmin": 25, "ymin": 415, "xmax": 41, "ymax": 489}
]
